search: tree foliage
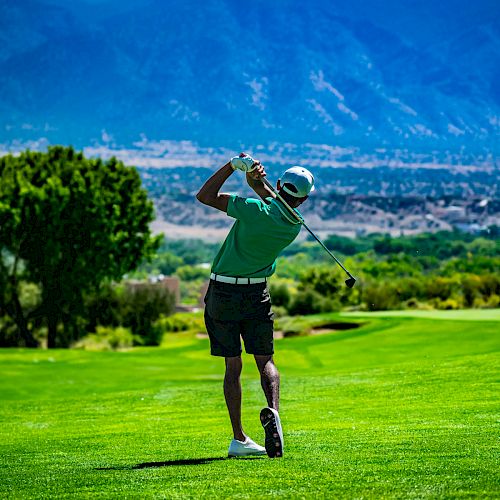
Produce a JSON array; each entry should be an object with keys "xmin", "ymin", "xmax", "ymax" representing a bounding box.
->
[{"xmin": 0, "ymin": 146, "xmax": 160, "ymax": 347}]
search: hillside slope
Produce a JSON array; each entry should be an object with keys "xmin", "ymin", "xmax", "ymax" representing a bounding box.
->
[{"xmin": 1, "ymin": 0, "xmax": 499, "ymax": 154}]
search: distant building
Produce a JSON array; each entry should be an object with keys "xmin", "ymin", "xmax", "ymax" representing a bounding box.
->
[
  {"xmin": 443, "ymin": 205, "xmax": 467, "ymax": 222},
  {"xmin": 199, "ymin": 281, "xmax": 209, "ymax": 308},
  {"xmin": 126, "ymin": 276, "xmax": 180, "ymax": 305},
  {"xmin": 454, "ymin": 223, "xmax": 486, "ymax": 234},
  {"xmin": 160, "ymin": 277, "xmax": 181, "ymax": 304}
]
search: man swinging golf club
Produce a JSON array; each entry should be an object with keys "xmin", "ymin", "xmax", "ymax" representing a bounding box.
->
[{"xmin": 196, "ymin": 153, "xmax": 315, "ymax": 458}]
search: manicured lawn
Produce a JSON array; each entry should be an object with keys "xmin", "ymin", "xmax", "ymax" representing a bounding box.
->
[
  {"xmin": 1, "ymin": 311, "xmax": 499, "ymax": 498},
  {"xmin": 341, "ymin": 308, "xmax": 500, "ymax": 322}
]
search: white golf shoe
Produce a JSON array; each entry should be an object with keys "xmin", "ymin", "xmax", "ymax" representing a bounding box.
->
[
  {"xmin": 260, "ymin": 407, "xmax": 284, "ymax": 458},
  {"xmin": 227, "ymin": 437, "xmax": 266, "ymax": 457}
]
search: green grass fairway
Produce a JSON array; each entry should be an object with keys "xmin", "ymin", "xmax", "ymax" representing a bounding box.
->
[
  {"xmin": 341, "ymin": 308, "xmax": 500, "ymax": 322},
  {"xmin": 1, "ymin": 312, "xmax": 499, "ymax": 499}
]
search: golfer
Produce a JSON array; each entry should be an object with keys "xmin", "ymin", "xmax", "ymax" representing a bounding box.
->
[{"xmin": 196, "ymin": 153, "xmax": 314, "ymax": 458}]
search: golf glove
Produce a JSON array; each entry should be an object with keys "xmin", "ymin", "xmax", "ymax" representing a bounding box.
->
[{"xmin": 230, "ymin": 155, "xmax": 257, "ymax": 172}]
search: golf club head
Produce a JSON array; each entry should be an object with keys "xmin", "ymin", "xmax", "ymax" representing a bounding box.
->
[{"xmin": 345, "ymin": 277, "xmax": 356, "ymax": 288}]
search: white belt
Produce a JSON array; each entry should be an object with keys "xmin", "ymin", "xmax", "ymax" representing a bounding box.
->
[{"xmin": 210, "ymin": 273, "xmax": 266, "ymax": 285}]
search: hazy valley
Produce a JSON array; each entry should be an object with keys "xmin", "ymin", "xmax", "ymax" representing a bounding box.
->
[{"xmin": 141, "ymin": 164, "xmax": 499, "ymax": 240}]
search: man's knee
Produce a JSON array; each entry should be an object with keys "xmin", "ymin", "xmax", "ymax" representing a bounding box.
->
[
  {"xmin": 254, "ymin": 354, "xmax": 275, "ymax": 374},
  {"xmin": 225, "ymin": 356, "xmax": 242, "ymax": 380}
]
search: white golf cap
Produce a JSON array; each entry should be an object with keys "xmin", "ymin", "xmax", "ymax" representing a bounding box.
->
[{"xmin": 280, "ymin": 166, "xmax": 315, "ymax": 197}]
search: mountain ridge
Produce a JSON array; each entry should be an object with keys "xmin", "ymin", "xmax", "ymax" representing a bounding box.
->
[{"xmin": 1, "ymin": 0, "xmax": 499, "ymax": 156}]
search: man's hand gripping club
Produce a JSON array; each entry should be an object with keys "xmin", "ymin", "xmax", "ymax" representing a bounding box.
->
[{"xmin": 232, "ymin": 153, "xmax": 274, "ymax": 202}]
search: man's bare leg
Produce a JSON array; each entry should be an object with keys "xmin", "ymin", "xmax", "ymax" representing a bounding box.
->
[
  {"xmin": 255, "ymin": 355, "xmax": 283, "ymax": 457},
  {"xmin": 254, "ymin": 355, "xmax": 280, "ymax": 411},
  {"xmin": 224, "ymin": 356, "xmax": 246, "ymax": 441}
]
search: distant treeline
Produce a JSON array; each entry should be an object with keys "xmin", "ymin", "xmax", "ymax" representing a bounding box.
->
[
  {"xmin": 130, "ymin": 228, "xmax": 500, "ymax": 313},
  {"xmin": 322, "ymin": 227, "xmax": 499, "ymax": 258}
]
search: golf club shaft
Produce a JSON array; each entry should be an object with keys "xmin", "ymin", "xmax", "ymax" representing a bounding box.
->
[{"xmin": 261, "ymin": 176, "xmax": 355, "ymax": 280}]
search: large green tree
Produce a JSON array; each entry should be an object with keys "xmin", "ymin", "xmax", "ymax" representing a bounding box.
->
[{"xmin": 0, "ymin": 146, "xmax": 160, "ymax": 347}]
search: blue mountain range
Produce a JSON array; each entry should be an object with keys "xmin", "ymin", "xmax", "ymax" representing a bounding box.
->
[{"xmin": 1, "ymin": 0, "xmax": 499, "ymax": 157}]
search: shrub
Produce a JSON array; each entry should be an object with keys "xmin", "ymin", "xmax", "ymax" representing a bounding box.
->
[
  {"xmin": 175, "ymin": 265, "xmax": 208, "ymax": 281},
  {"xmin": 478, "ymin": 274, "xmax": 500, "ymax": 297},
  {"xmin": 153, "ymin": 252, "xmax": 185, "ymax": 275},
  {"xmin": 362, "ymin": 282, "xmax": 400, "ymax": 311},
  {"xmin": 269, "ymin": 282, "xmax": 291, "ymax": 308},
  {"xmin": 0, "ymin": 282, "xmax": 44, "ymax": 347},
  {"xmin": 19, "ymin": 282, "xmax": 42, "ymax": 311},
  {"xmin": 271, "ymin": 305, "xmax": 288, "ymax": 318},
  {"xmin": 480, "ymin": 294, "xmax": 500, "ymax": 309},
  {"xmin": 393, "ymin": 277, "xmax": 425, "ymax": 302},
  {"xmin": 0, "ymin": 315, "xmax": 21, "ymax": 347},
  {"xmin": 426, "ymin": 277, "xmax": 461, "ymax": 301},
  {"xmin": 287, "ymin": 290, "xmax": 319, "ymax": 315},
  {"xmin": 275, "ymin": 316, "xmax": 311, "ymax": 337},
  {"xmin": 403, "ymin": 298, "xmax": 433, "ymax": 310},
  {"xmin": 151, "ymin": 313, "xmax": 206, "ymax": 343},
  {"xmin": 461, "ymin": 274, "xmax": 482, "ymax": 307},
  {"xmin": 298, "ymin": 267, "xmax": 342, "ymax": 297},
  {"xmin": 288, "ymin": 289, "xmax": 339, "ymax": 315},
  {"xmin": 153, "ymin": 313, "xmax": 204, "ymax": 333},
  {"xmin": 74, "ymin": 326, "xmax": 136, "ymax": 351},
  {"xmin": 179, "ymin": 278, "xmax": 206, "ymax": 305},
  {"xmin": 120, "ymin": 285, "xmax": 175, "ymax": 345},
  {"xmin": 85, "ymin": 283, "xmax": 122, "ymax": 332},
  {"xmin": 85, "ymin": 282, "xmax": 175, "ymax": 345},
  {"xmin": 433, "ymin": 298, "xmax": 462, "ymax": 310}
]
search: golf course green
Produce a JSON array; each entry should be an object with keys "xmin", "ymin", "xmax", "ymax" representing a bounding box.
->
[{"xmin": 1, "ymin": 310, "xmax": 499, "ymax": 498}]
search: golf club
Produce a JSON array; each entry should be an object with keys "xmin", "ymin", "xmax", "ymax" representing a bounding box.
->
[{"xmin": 261, "ymin": 176, "xmax": 357, "ymax": 288}]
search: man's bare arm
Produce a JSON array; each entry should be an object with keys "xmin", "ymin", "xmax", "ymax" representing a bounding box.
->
[
  {"xmin": 246, "ymin": 164, "xmax": 276, "ymax": 203},
  {"xmin": 195, "ymin": 161, "xmax": 233, "ymax": 212}
]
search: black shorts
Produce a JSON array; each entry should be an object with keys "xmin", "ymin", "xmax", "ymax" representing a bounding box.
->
[{"xmin": 203, "ymin": 280, "xmax": 274, "ymax": 357}]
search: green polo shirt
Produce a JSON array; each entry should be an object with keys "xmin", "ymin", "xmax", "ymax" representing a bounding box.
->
[{"xmin": 211, "ymin": 195, "xmax": 303, "ymax": 278}]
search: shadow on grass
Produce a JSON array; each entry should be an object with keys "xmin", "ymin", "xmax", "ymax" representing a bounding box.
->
[
  {"xmin": 134, "ymin": 457, "xmax": 227, "ymax": 468},
  {"xmin": 96, "ymin": 456, "xmax": 264, "ymax": 470}
]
